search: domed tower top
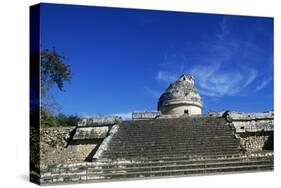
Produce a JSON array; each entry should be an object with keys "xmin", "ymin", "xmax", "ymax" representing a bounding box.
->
[{"xmin": 158, "ymin": 74, "xmax": 203, "ymax": 116}]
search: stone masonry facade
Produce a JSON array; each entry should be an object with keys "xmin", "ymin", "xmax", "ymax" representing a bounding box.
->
[{"xmin": 30, "ymin": 111, "xmax": 274, "ymax": 185}]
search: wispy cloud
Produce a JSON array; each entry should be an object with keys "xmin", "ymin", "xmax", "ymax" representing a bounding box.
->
[
  {"xmin": 152, "ymin": 16, "xmax": 272, "ymax": 97},
  {"xmin": 217, "ymin": 16, "xmax": 231, "ymax": 40},
  {"xmin": 111, "ymin": 112, "xmax": 132, "ymax": 120},
  {"xmin": 243, "ymin": 69, "xmax": 257, "ymax": 88},
  {"xmin": 80, "ymin": 112, "xmax": 132, "ymax": 120},
  {"xmin": 255, "ymin": 78, "xmax": 272, "ymax": 92},
  {"xmin": 189, "ymin": 63, "xmax": 257, "ymax": 96},
  {"xmin": 156, "ymin": 71, "xmax": 177, "ymax": 82}
]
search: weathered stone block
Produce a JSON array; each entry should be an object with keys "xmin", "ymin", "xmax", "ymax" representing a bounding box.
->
[
  {"xmin": 132, "ymin": 112, "xmax": 160, "ymax": 120},
  {"xmin": 78, "ymin": 116, "xmax": 122, "ymax": 126},
  {"xmin": 73, "ymin": 127, "xmax": 109, "ymax": 140},
  {"xmin": 71, "ymin": 177, "xmax": 80, "ymax": 181},
  {"xmin": 41, "ymin": 172, "xmax": 51, "ymax": 177},
  {"xmin": 81, "ymin": 176, "xmax": 87, "ymax": 181},
  {"xmin": 240, "ymin": 134, "xmax": 273, "ymax": 152},
  {"xmin": 52, "ymin": 177, "xmax": 64, "ymax": 183}
]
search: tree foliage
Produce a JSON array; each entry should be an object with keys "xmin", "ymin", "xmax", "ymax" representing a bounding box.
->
[
  {"xmin": 41, "ymin": 112, "xmax": 82, "ymax": 127},
  {"xmin": 41, "ymin": 49, "xmax": 71, "ymax": 101},
  {"xmin": 41, "ymin": 110, "xmax": 60, "ymax": 127},
  {"xmin": 40, "ymin": 49, "xmax": 75, "ymax": 127},
  {"xmin": 56, "ymin": 113, "xmax": 82, "ymax": 127}
]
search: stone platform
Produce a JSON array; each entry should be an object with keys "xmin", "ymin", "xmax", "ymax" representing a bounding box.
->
[{"xmin": 32, "ymin": 116, "xmax": 274, "ymax": 185}]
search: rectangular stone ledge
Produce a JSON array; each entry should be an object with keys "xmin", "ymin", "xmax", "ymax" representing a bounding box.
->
[
  {"xmin": 87, "ymin": 175, "xmax": 107, "ymax": 180},
  {"xmin": 78, "ymin": 116, "xmax": 122, "ymax": 126},
  {"xmin": 73, "ymin": 127, "xmax": 109, "ymax": 140},
  {"xmin": 62, "ymin": 176, "xmax": 83, "ymax": 183},
  {"xmin": 50, "ymin": 167, "xmax": 67, "ymax": 173},
  {"xmin": 40, "ymin": 178, "xmax": 53, "ymax": 184},
  {"xmin": 132, "ymin": 112, "xmax": 161, "ymax": 120},
  {"xmin": 39, "ymin": 173, "xmax": 86, "ymax": 184},
  {"xmin": 232, "ymin": 120, "xmax": 274, "ymax": 133},
  {"xmin": 227, "ymin": 111, "xmax": 274, "ymax": 121},
  {"xmin": 52, "ymin": 177, "xmax": 64, "ymax": 183},
  {"xmin": 60, "ymin": 170, "xmax": 87, "ymax": 176},
  {"xmin": 39, "ymin": 175, "xmax": 98, "ymax": 185}
]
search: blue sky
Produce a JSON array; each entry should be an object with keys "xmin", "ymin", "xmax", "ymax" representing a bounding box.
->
[{"xmin": 40, "ymin": 3, "xmax": 273, "ymax": 118}]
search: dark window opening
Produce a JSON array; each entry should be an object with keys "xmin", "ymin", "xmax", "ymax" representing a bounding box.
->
[{"xmin": 184, "ymin": 110, "xmax": 189, "ymax": 114}]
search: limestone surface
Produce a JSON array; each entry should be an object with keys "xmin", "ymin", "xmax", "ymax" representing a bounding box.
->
[
  {"xmin": 226, "ymin": 111, "xmax": 274, "ymax": 133},
  {"xmin": 158, "ymin": 74, "xmax": 203, "ymax": 115},
  {"xmin": 78, "ymin": 116, "xmax": 122, "ymax": 126},
  {"xmin": 73, "ymin": 127, "xmax": 109, "ymax": 140}
]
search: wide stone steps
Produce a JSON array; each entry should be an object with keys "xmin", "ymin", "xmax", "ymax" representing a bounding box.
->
[
  {"xmin": 118, "ymin": 129, "xmax": 233, "ymax": 134},
  {"xmin": 87, "ymin": 164, "xmax": 272, "ymax": 180},
  {"xmin": 118, "ymin": 127, "xmax": 233, "ymax": 134},
  {"xmin": 88, "ymin": 160, "xmax": 273, "ymax": 175},
  {"xmin": 103, "ymin": 148, "xmax": 240, "ymax": 156},
  {"xmin": 87, "ymin": 155, "xmax": 274, "ymax": 180},
  {"xmin": 114, "ymin": 132, "xmax": 235, "ymax": 139},
  {"xmin": 97, "ymin": 117, "xmax": 240, "ymax": 161},
  {"xmin": 109, "ymin": 141, "xmax": 238, "ymax": 148},
  {"xmin": 109, "ymin": 136, "xmax": 237, "ymax": 145},
  {"xmin": 100, "ymin": 154, "xmax": 247, "ymax": 163},
  {"xmin": 103, "ymin": 144, "xmax": 240, "ymax": 154},
  {"xmin": 94, "ymin": 155, "xmax": 272, "ymax": 168},
  {"xmin": 62, "ymin": 116, "xmax": 273, "ymax": 183},
  {"xmin": 118, "ymin": 123, "xmax": 231, "ymax": 128},
  {"xmin": 97, "ymin": 153, "xmax": 251, "ymax": 163},
  {"xmin": 38, "ymin": 154, "xmax": 273, "ymax": 184},
  {"xmin": 115, "ymin": 133, "xmax": 234, "ymax": 139},
  {"xmin": 40, "ymin": 155, "xmax": 273, "ymax": 182},
  {"xmin": 118, "ymin": 127, "xmax": 229, "ymax": 133},
  {"xmin": 108, "ymin": 141, "xmax": 240, "ymax": 151},
  {"xmin": 101, "ymin": 150, "xmax": 241, "ymax": 159}
]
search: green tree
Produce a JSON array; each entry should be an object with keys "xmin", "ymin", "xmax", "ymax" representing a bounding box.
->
[
  {"xmin": 40, "ymin": 49, "xmax": 72, "ymax": 127},
  {"xmin": 41, "ymin": 49, "xmax": 71, "ymax": 104},
  {"xmin": 41, "ymin": 110, "xmax": 60, "ymax": 127},
  {"xmin": 56, "ymin": 113, "xmax": 82, "ymax": 127}
]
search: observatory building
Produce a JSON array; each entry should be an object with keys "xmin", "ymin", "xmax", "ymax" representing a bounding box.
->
[{"xmin": 158, "ymin": 74, "xmax": 203, "ymax": 116}]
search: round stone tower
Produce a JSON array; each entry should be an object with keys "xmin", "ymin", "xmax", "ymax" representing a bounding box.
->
[{"xmin": 158, "ymin": 74, "xmax": 203, "ymax": 116}]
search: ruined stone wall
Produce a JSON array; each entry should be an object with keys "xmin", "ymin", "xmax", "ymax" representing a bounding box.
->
[
  {"xmin": 30, "ymin": 127, "xmax": 97, "ymax": 166},
  {"xmin": 208, "ymin": 111, "xmax": 274, "ymax": 153},
  {"xmin": 30, "ymin": 125, "xmax": 115, "ymax": 185},
  {"xmin": 31, "ymin": 127, "xmax": 73, "ymax": 166},
  {"xmin": 225, "ymin": 111, "xmax": 274, "ymax": 153},
  {"xmin": 239, "ymin": 133, "xmax": 273, "ymax": 152},
  {"xmin": 32, "ymin": 161, "xmax": 110, "ymax": 184}
]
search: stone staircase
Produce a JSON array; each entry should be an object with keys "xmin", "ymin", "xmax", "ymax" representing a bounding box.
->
[
  {"xmin": 89, "ymin": 117, "xmax": 273, "ymax": 180},
  {"xmin": 35, "ymin": 117, "xmax": 273, "ymax": 184}
]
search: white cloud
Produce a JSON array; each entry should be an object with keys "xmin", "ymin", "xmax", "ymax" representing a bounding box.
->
[
  {"xmin": 156, "ymin": 71, "xmax": 177, "ymax": 82},
  {"xmin": 80, "ymin": 112, "xmax": 133, "ymax": 120},
  {"xmin": 243, "ymin": 69, "xmax": 257, "ymax": 88},
  {"xmin": 191, "ymin": 65, "xmax": 241, "ymax": 96},
  {"xmin": 154, "ymin": 61, "xmax": 258, "ymax": 97},
  {"xmin": 255, "ymin": 78, "xmax": 272, "ymax": 92},
  {"xmin": 111, "ymin": 112, "xmax": 132, "ymax": 120},
  {"xmin": 217, "ymin": 16, "xmax": 230, "ymax": 40},
  {"xmin": 189, "ymin": 62, "xmax": 259, "ymax": 97},
  {"xmin": 152, "ymin": 16, "xmax": 272, "ymax": 98}
]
